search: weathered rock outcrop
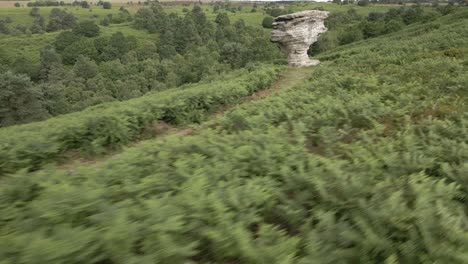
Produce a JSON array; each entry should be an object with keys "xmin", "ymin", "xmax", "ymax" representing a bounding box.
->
[{"xmin": 270, "ymin": 10, "xmax": 329, "ymax": 67}]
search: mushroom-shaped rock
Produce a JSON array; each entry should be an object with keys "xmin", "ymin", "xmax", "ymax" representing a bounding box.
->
[{"xmin": 270, "ymin": 10, "xmax": 329, "ymax": 67}]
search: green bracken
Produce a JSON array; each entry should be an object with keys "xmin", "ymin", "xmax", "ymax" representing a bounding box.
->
[{"xmin": 0, "ymin": 4, "xmax": 467, "ymax": 264}]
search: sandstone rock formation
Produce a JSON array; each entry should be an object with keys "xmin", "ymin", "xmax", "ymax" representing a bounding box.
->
[{"xmin": 270, "ymin": 10, "xmax": 329, "ymax": 67}]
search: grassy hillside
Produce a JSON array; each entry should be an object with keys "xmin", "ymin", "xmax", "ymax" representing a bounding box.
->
[
  {"xmin": 0, "ymin": 5, "xmax": 137, "ymax": 63},
  {"xmin": 0, "ymin": 7, "xmax": 467, "ymax": 263}
]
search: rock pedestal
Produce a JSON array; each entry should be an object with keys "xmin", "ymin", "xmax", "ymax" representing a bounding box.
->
[{"xmin": 270, "ymin": 10, "xmax": 329, "ymax": 67}]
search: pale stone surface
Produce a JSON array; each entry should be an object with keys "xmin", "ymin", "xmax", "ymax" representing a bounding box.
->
[{"xmin": 270, "ymin": 10, "xmax": 329, "ymax": 67}]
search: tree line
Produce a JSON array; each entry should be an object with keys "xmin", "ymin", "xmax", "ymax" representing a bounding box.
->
[
  {"xmin": 0, "ymin": 4, "xmax": 282, "ymax": 127},
  {"xmin": 0, "ymin": 5, "xmax": 125, "ymax": 35}
]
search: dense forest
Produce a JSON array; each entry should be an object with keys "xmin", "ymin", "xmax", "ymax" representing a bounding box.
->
[{"xmin": 0, "ymin": 1, "xmax": 467, "ymax": 263}]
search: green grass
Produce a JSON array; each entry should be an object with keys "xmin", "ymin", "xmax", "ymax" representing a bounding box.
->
[
  {"xmin": 100, "ymin": 22, "xmax": 157, "ymax": 41},
  {"xmin": 0, "ymin": 32, "xmax": 58, "ymax": 63}
]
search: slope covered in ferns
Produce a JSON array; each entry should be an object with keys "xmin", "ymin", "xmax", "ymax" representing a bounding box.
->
[{"xmin": 0, "ymin": 8, "xmax": 467, "ymax": 264}]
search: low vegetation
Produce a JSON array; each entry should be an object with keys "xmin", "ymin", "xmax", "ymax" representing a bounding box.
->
[
  {"xmin": 0, "ymin": 2, "xmax": 467, "ymax": 263},
  {"xmin": 0, "ymin": 65, "xmax": 280, "ymax": 175}
]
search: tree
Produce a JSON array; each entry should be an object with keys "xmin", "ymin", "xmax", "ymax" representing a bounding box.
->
[
  {"xmin": 262, "ymin": 16, "xmax": 274, "ymax": 29},
  {"xmin": 12, "ymin": 56, "xmax": 40, "ymax": 81},
  {"xmin": 215, "ymin": 12, "xmax": 230, "ymax": 27},
  {"xmin": 73, "ymin": 55, "xmax": 98, "ymax": 79},
  {"xmin": 99, "ymin": 32, "xmax": 137, "ymax": 61},
  {"xmin": 100, "ymin": 17, "xmax": 110, "ymax": 26},
  {"xmin": 182, "ymin": 46, "xmax": 221, "ymax": 82},
  {"xmin": 73, "ymin": 20, "xmax": 100, "ymax": 37},
  {"xmin": 189, "ymin": 5, "xmax": 208, "ymax": 30},
  {"xmin": 168, "ymin": 16, "xmax": 199, "ymax": 52},
  {"xmin": 136, "ymin": 41, "xmax": 159, "ymax": 60},
  {"xmin": 384, "ymin": 18, "xmax": 404, "ymax": 33},
  {"xmin": 358, "ymin": 0, "xmax": 370, "ymax": 6},
  {"xmin": 0, "ymin": 71, "xmax": 48, "ymax": 127},
  {"xmin": 40, "ymin": 45, "xmax": 62, "ymax": 80},
  {"xmin": 0, "ymin": 19, "xmax": 9, "ymax": 34},
  {"xmin": 103, "ymin": 1, "xmax": 112, "ymax": 9},
  {"xmin": 220, "ymin": 42, "xmax": 245, "ymax": 68},
  {"xmin": 401, "ymin": 6, "xmax": 425, "ymax": 24},
  {"xmin": 361, "ymin": 20, "xmax": 386, "ymax": 38},
  {"xmin": 367, "ymin": 12, "xmax": 385, "ymax": 22},
  {"xmin": 11, "ymin": 24, "xmax": 26, "ymax": 35},
  {"xmin": 46, "ymin": 9, "xmax": 76, "ymax": 32},
  {"xmin": 54, "ymin": 31, "xmax": 80, "ymax": 52},
  {"xmin": 98, "ymin": 59, "xmax": 127, "ymax": 81},
  {"xmin": 62, "ymin": 12, "xmax": 77, "ymax": 28},
  {"xmin": 81, "ymin": 1, "xmax": 89, "ymax": 8},
  {"xmin": 40, "ymin": 82, "xmax": 72, "ymax": 116},
  {"xmin": 62, "ymin": 38, "xmax": 98, "ymax": 64},
  {"xmin": 234, "ymin": 19, "xmax": 246, "ymax": 32},
  {"xmin": 29, "ymin": 7, "xmax": 40, "ymax": 17},
  {"xmin": 267, "ymin": 8, "xmax": 285, "ymax": 17},
  {"xmin": 338, "ymin": 26, "xmax": 363, "ymax": 44},
  {"xmin": 14, "ymin": 3, "xmax": 20, "ymax": 7},
  {"xmin": 133, "ymin": 3, "xmax": 167, "ymax": 32},
  {"xmin": 30, "ymin": 15, "xmax": 45, "ymax": 34},
  {"xmin": 134, "ymin": 8, "xmax": 156, "ymax": 31}
]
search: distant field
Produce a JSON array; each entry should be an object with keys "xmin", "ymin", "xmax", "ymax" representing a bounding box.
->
[
  {"xmin": 0, "ymin": 5, "xmax": 128, "ymax": 25},
  {"xmin": 0, "ymin": 1, "xmax": 22, "ymax": 7}
]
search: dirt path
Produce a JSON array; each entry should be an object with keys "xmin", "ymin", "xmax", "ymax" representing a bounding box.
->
[{"xmin": 58, "ymin": 66, "xmax": 313, "ymax": 170}]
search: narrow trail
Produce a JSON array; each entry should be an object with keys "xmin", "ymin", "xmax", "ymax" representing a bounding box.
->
[{"xmin": 58, "ymin": 66, "xmax": 313, "ymax": 170}]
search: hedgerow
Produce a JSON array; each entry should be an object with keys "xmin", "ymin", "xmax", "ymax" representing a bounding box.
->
[{"xmin": 0, "ymin": 65, "xmax": 281, "ymax": 175}]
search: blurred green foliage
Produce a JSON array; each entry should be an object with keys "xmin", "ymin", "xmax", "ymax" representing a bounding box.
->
[
  {"xmin": 0, "ymin": 65, "xmax": 281, "ymax": 174},
  {"xmin": 0, "ymin": 5, "xmax": 467, "ymax": 264}
]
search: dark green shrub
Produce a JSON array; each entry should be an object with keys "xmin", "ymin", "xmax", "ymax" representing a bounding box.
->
[
  {"xmin": 72, "ymin": 20, "xmax": 100, "ymax": 37},
  {"xmin": 102, "ymin": 1, "xmax": 111, "ymax": 9},
  {"xmin": 262, "ymin": 16, "xmax": 274, "ymax": 29},
  {"xmin": 357, "ymin": 0, "xmax": 369, "ymax": 6}
]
